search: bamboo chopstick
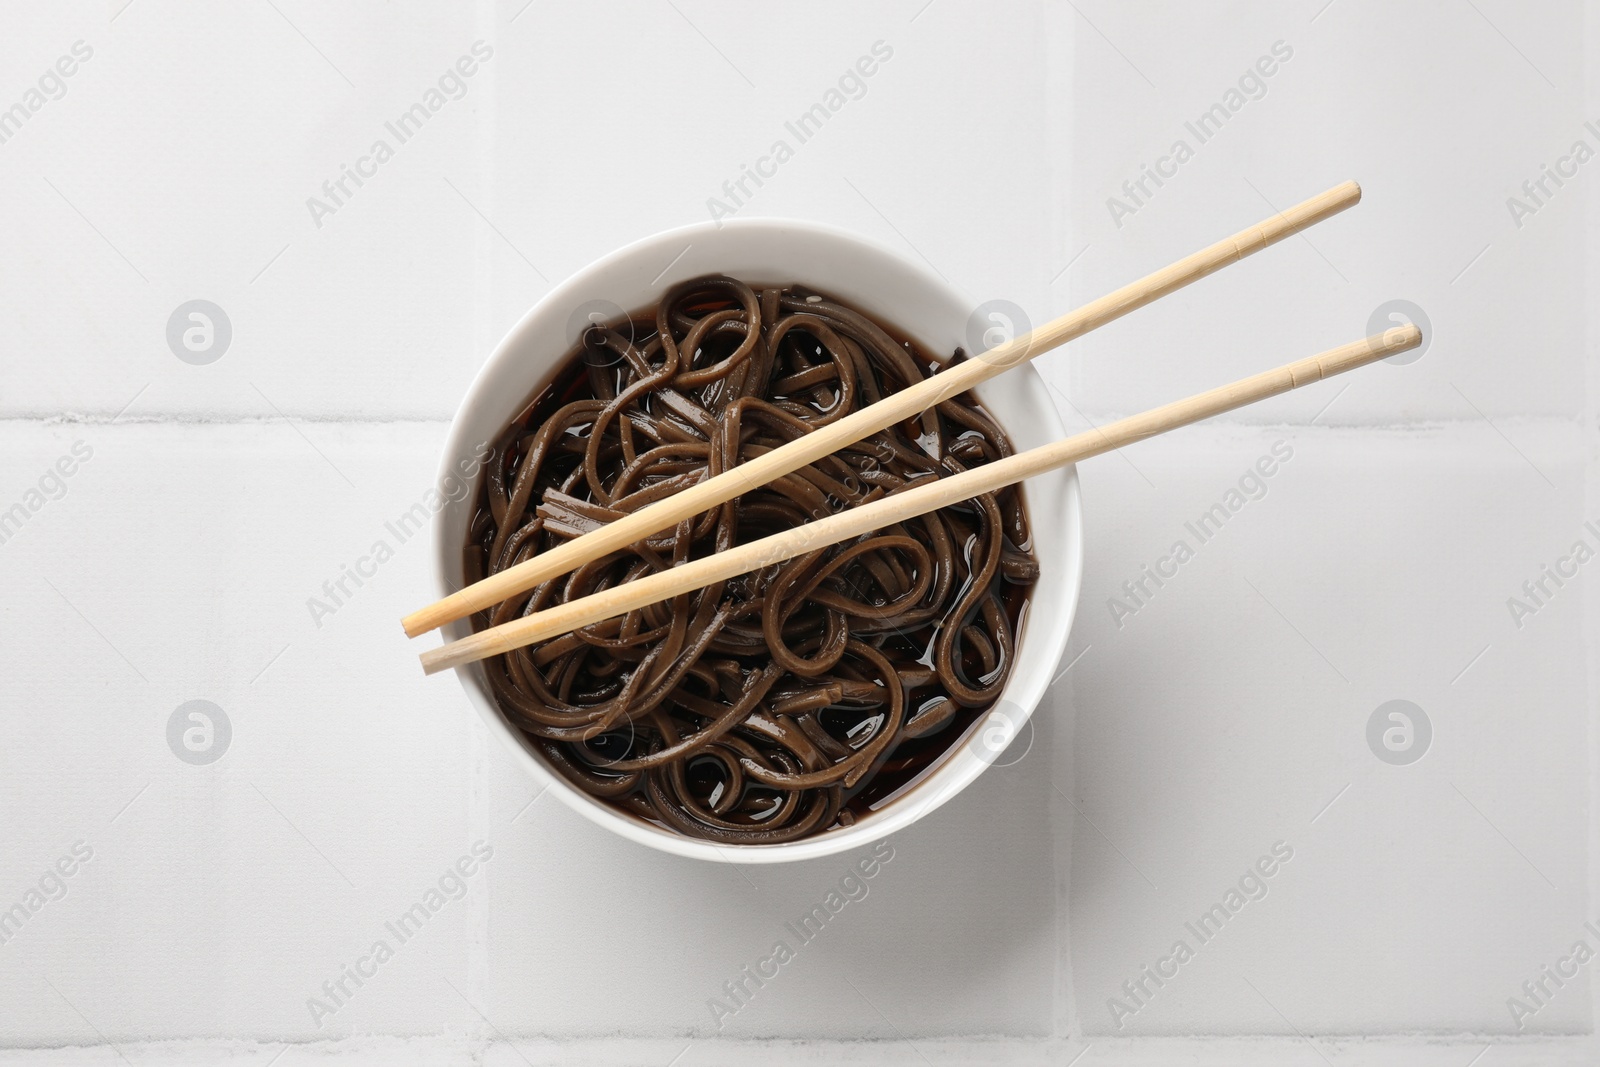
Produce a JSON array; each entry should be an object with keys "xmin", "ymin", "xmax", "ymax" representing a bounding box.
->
[
  {"xmin": 401, "ymin": 180, "xmax": 1364, "ymax": 639},
  {"xmin": 419, "ymin": 323, "xmax": 1419, "ymax": 675}
]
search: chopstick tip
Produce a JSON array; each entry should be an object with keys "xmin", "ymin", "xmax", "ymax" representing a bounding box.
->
[{"xmin": 1384, "ymin": 322, "xmax": 1422, "ymax": 349}]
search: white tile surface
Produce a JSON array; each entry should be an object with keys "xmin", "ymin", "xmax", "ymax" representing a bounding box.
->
[{"xmin": 0, "ymin": 0, "xmax": 1596, "ymax": 1063}]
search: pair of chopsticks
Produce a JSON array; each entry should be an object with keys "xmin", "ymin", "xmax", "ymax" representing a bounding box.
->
[{"xmin": 408, "ymin": 180, "xmax": 1416, "ymax": 675}]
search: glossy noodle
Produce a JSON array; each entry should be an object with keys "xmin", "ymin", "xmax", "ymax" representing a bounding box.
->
[{"xmin": 465, "ymin": 276, "xmax": 1037, "ymax": 843}]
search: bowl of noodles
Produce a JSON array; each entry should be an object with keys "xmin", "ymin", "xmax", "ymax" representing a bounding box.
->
[{"xmin": 431, "ymin": 217, "xmax": 1082, "ymax": 862}]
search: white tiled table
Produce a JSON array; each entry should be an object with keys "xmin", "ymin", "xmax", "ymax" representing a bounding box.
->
[{"xmin": 1, "ymin": 1, "xmax": 1595, "ymax": 1063}]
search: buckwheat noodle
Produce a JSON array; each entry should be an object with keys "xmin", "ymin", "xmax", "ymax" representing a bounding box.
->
[{"xmin": 465, "ymin": 276, "xmax": 1037, "ymax": 843}]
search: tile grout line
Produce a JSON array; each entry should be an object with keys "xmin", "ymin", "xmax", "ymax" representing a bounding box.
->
[{"xmin": 0, "ymin": 414, "xmax": 1584, "ymax": 431}]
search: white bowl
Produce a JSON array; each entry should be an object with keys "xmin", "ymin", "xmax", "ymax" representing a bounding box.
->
[{"xmin": 432, "ymin": 217, "xmax": 1082, "ymax": 863}]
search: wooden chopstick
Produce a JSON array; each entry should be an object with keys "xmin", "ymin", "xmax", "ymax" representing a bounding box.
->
[
  {"xmin": 420, "ymin": 324, "xmax": 1420, "ymax": 675},
  {"xmin": 401, "ymin": 180, "xmax": 1364, "ymax": 639}
]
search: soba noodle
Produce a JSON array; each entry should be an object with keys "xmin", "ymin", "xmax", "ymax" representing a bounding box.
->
[{"xmin": 465, "ymin": 276, "xmax": 1037, "ymax": 843}]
